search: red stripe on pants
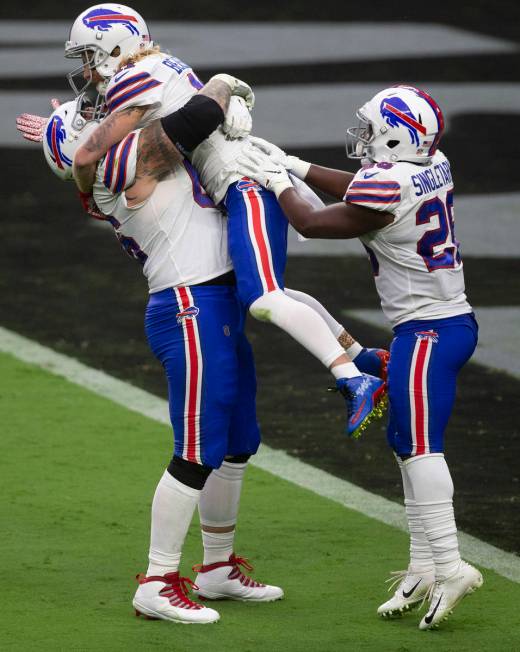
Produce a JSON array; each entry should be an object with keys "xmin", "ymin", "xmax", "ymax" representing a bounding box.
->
[
  {"xmin": 177, "ymin": 287, "xmax": 199, "ymax": 463},
  {"xmin": 413, "ymin": 339, "xmax": 429, "ymax": 456},
  {"xmin": 247, "ymin": 188, "xmax": 276, "ymax": 292}
]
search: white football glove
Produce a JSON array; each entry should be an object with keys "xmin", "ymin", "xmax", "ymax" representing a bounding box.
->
[
  {"xmin": 210, "ymin": 73, "xmax": 255, "ymax": 110},
  {"xmin": 16, "ymin": 98, "xmax": 61, "ymax": 142},
  {"xmin": 237, "ymin": 146, "xmax": 293, "ymax": 199},
  {"xmin": 248, "ymin": 136, "xmax": 311, "ymax": 180},
  {"xmin": 222, "ymin": 96, "xmax": 252, "ymax": 140}
]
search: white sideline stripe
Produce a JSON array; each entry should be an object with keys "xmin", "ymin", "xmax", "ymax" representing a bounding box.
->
[{"xmin": 1, "ymin": 325, "xmax": 519, "ymax": 584}]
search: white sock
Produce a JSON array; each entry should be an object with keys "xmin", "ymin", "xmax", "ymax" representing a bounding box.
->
[
  {"xmin": 395, "ymin": 455, "xmax": 434, "ymax": 573},
  {"xmin": 199, "ymin": 460, "xmax": 246, "ymax": 528},
  {"xmin": 346, "ymin": 342, "xmax": 364, "ymax": 360},
  {"xmin": 405, "ymin": 454, "xmax": 461, "ymax": 581},
  {"xmin": 201, "ymin": 530, "xmax": 235, "ymax": 566},
  {"xmin": 249, "ymin": 289, "xmax": 345, "ymax": 369},
  {"xmin": 146, "ymin": 470, "xmax": 201, "ymax": 577},
  {"xmin": 331, "ymin": 362, "xmax": 361, "ymax": 379},
  {"xmin": 199, "ymin": 460, "xmax": 247, "ymax": 564},
  {"xmin": 283, "ymin": 288, "xmax": 344, "ymax": 339}
]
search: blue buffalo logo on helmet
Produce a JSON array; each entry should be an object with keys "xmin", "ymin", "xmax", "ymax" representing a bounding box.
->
[
  {"xmin": 380, "ymin": 96, "xmax": 427, "ymax": 147},
  {"xmin": 45, "ymin": 115, "xmax": 73, "ymax": 170},
  {"xmin": 176, "ymin": 306, "xmax": 200, "ymax": 324},
  {"xmin": 82, "ymin": 7, "xmax": 140, "ymax": 35}
]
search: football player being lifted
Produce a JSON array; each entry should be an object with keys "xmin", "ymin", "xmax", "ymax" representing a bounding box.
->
[
  {"xmin": 237, "ymin": 85, "xmax": 483, "ymax": 630},
  {"xmin": 52, "ymin": 3, "xmax": 388, "ymax": 436}
]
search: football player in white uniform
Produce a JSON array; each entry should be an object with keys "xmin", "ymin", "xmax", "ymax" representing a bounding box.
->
[
  {"xmin": 42, "ymin": 76, "xmax": 291, "ymax": 623},
  {"xmin": 237, "ymin": 85, "xmax": 483, "ymax": 630},
  {"xmin": 58, "ymin": 3, "xmax": 387, "ymax": 437}
]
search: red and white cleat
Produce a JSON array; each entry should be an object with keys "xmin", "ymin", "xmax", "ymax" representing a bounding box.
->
[
  {"xmin": 193, "ymin": 553, "xmax": 284, "ymax": 602},
  {"xmin": 132, "ymin": 571, "xmax": 220, "ymax": 624}
]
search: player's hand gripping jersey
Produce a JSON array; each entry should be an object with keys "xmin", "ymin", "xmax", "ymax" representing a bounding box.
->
[
  {"xmin": 105, "ymin": 53, "xmax": 253, "ymax": 204},
  {"xmin": 93, "ymin": 128, "xmax": 232, "ymax": 292},
  {"xmin": 345, "ymin": 151, "xmax": 472, "ymax": 326}
]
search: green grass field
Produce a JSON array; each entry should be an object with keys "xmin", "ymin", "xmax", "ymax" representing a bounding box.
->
[{"xmin": 1, "ymin": 349, "xmax": 519, "ymax": 652}]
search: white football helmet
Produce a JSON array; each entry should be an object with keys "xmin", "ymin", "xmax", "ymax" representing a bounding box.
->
[
  {"xmin": 43, "ymin": 98, "xmax": 100, "ymax": 181},
  {"xmin": 64, "ymin": 3, "xmax": 152, "ymax": 96},
  {"xmin": 346, "ymin": 85, "xmax": 445, "ymax": 164}
]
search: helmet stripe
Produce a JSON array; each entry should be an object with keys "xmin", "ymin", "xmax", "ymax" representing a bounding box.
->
[
  {"xmin": 416, "ymin": 89, "xmax": 445, "ymax": 155},
  {"xmin": 50, "ymin": 119, "xmax": 64, "ymax": 170},
  {"xmin": 400, "ymin": 85, "xmax": 445, "ymax": 155},
  {"xmin": 381, "ymin": 102, "xmax": 427, "ymax": 135},
  {"xmin": 86, "ymin": 14, "xmax": 138, "ymax": 23}
]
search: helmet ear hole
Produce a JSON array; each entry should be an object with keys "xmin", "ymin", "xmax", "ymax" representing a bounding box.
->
[
  {"xmin": 110, "ymin": 46, "xmax": 121, "ymax": 57},
  {"xmin": 387, "ymin": 140, "xmax": 399, "ymax": 149}
]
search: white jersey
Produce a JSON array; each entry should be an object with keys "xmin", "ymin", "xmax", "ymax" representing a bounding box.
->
[
  {"xmin": 344, "ymin": 151, "xmax": 472, "ymax": 326},
  {"xmin": 105, "ymin": 53, "xmax": 249, "ymax": 204},
  {"xmin": 93, "ymin": 129, "xmax": 232, "ymax": 293}
]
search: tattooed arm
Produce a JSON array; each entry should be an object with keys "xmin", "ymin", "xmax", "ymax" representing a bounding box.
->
[
  {"xmin": 124, "ymin": 121, "xmax": 182, "ymax": 207},
  {"xmin": 74, "ymin": 105, "xmax": 149, "ymax": 193},
  {"xmin": 124, "ymin": 78, "xmax": 235, "ymax": 206},
  {"xmin": 73, "ymin": 74, "xmax": 237, "ymax": 193},
  {"xmin": 200, "ymin": 77, "xmax": 233, "ymax": 114}
]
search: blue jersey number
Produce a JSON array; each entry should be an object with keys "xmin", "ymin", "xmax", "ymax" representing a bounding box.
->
[
  {"xmin": 363, "ymin": 243, "xmax": 380, "ymax": 277},
  {"xmin": 116, "ymin": 233, "xmax": 148, "ymax": 265},
  {"xmin": 183, "ymin": 161, "xmax": 215, "ymax": 209},
  {"xmin": 104, "ymin": 215, "xmax": 148, "ymax": 265},
  {"xmin": 416, "ymin": 191, "xmax": 461, "ymax": 272},
  {"xmin": 162, "ymin": 57, "xmax": 190, "ymax": 74}
]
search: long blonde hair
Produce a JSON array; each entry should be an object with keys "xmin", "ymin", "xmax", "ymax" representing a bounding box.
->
[{"xmin": 117, "ymin": 45, "xmax": 163, "ymax": 71}]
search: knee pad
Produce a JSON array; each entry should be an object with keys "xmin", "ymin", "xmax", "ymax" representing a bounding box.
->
[{"xmin": 167, "ymin": 456, "xmax": 213, "ymax": 490}]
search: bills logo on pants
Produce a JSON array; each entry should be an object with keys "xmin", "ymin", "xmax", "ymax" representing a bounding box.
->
[
  {"xmin": 176, "ymin": 305, "xmax": 200, "ymax": 324},
  {"xmin": 386, "ymin": 314, "xmax": 478, "ymax": 457},
  {"xmin": 144, "ymin": 285, "xmax": 261, "ymax": 469}
]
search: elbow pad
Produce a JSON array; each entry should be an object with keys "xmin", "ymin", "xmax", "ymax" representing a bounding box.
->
[{"xmin": 160, "ymin": 95, "xmax": 225, "ymax": 155}]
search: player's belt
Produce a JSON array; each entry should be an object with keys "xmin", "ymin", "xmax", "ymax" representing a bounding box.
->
[{"xmin": 191, "ymin": 270, "xmax": 236, "ymax": 287}]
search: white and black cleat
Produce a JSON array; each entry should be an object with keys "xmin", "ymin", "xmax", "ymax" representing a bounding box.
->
[
  {"xmin": 419, "ymin": 561, "xmax": 483, "ymax": 630},
  {"xmin": 377, "ymin": 567, "xmax": 435, "ymax": 617}
]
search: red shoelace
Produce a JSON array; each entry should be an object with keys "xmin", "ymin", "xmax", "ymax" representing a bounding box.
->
[
  {"xmin": 137, "ymin": 572, "xmax": 203, "ymax": 610},
  {"xmin": 193, "ymin": 554, "xmax": 265, "ymax": 588}
]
